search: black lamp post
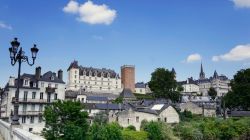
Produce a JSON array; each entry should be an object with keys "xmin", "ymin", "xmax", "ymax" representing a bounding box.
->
[{"xmin": 9, "ymin": 38, "xmax": 39, "ymax": 125}]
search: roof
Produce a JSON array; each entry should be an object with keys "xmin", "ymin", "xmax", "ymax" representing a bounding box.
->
[
  {"xmin": 87, "ymin": 96, "xmax": 108, "ymax": 101},
  {"xmin": 39, "ymin": 71, "xmax": 65, "ymax": 84},
  {"xmin": 120, "ymin": 88, "xmax": 136, "ymax": 99},
  {"xmin": 67, "ymin": 60, "xmax": 119, "ymax": 78},
  {"xmin": 135, "ymin": 82, "xmax": 146, "ymax": 88},
  {"xmin": 84, "ymin": 103, "xmax": 125, "ymax": 110},
  {"xmin": 230, "ymin": 111, "xmax": 250, "ymax": 117},
  {"xmin": 65, "ymin": 90, "xmax": 78, "ymax": 98},
  {"xmin": 135, "ymin": 104, "xmax": 171, "ymax": 115}
]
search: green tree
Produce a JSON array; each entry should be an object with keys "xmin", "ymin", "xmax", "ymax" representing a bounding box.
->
[
  {"xmin": 208, "ymin": 87, "xmax": 217, "ymax": 100},
  {"xmin": 42, "ymin": 100, "xmax": 89, "ymax": 140},
  {"xmin": 148, "ymin": 68, "xmax": 181, "ymax": 102},
  {"xmin": 89, "ymin": 122, "xmax": 123, "ymax": 140},
  {"xmin": 224, "ymin": 68, "xmax": 250, "ymax": 110}
]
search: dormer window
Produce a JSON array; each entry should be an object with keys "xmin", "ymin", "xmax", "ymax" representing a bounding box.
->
[
  {"xmin": 107, "ymin": 73, "xmax": 110, "ymax": 78},
  {"xmin": 94, "ymin": 71, "xmax": 97, "ymax": 77},
  {"xmin": 101, "ymin": 72, "xmax": 104, "ymax": 77},
  {"xmin": 89, "ymin": 71, "xmax": 92, "ymax": 76},
  {"xmin": 23, "ymin": 79, "xmax": 29, "ymax": 87},
  {"xmin": 51, "ymin": 76, "xmax": 54, "ymax": 80},
  {"xmin": 83, "ymin": 71, "xmax": 86, "ymax": 75},
  {"xmin": 33, "ymin": 83, "xmax": 36, "ymax": 88}
]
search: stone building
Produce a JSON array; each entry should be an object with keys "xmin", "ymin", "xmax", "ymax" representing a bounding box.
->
[
  {"xmin": 116, "ymin": 104, "xmax": 179, "ymax": 130},
  {"xmin": 121, "ymin": 65, "xmax": 135, "ymax": 92},
  {"xmin": 178, "ymin": 77, "xmax": 200, "ymax": 95},
  {"xmin": 0, "ymin": 67, "xmax": 65, "ymax": 133},
  {"xmin": 67, "ymin": 61, "xmax": 122, "ymax": 94},
  {"xmin": 197, "ymin": 63, "xmax": 231, "ymax": 96}
]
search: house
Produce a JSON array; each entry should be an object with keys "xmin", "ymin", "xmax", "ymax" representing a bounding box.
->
[
  {"xmin": 0, "ymin": 67, "xmax": 65, "ymax": 133},
  {"xmin": 116, "ymin": 103, "xmax": 179, "ymax": 130}
]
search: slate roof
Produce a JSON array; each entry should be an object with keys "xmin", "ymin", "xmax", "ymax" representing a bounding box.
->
[
  {"xmin": 135, "ymin": 82, "xmax": 146, "ymax": 88},
  {"xmin": 230, "ymin": 111, "xmax": 250, "ymax": 117},
  {"xmin": 67, "ymin": 60, "xmax": 119, "ymax": 78},
  {"xmin": 84, "ymin": 103, "xmax": 125, "ymax": 110},
  {"xmin": 120, "ymin": 88, "xmax": 136, "ymax": 99},
  {"xmin": 65, "ymin": 90, "xmax": 78, "ymax": 98},
  {"xmin": 178, "ymin": 77, "xmax": 198, "ymax": 85},
  {"xmin": 87, "ymin": 96, "xmax": 108, "ymax": 101}
]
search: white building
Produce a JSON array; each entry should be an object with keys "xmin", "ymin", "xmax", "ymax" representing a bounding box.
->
[
  {"xmin": 135, "ymin": 82, "xmax": 152, "ymax": 94},
  {"xmin": 67, "ymin": 61, "xmax": 122, "ymax": 94},
  {"xmin": 197, "ymin": 64, "xmax": 231, "ymax": 96},
  {"xmin": 178, "ymin": 77, "xmax": 200, "ymax": 95},
  {"xmin": 0, "ymin": 67, "xmax": 65, "ymax": 133}
]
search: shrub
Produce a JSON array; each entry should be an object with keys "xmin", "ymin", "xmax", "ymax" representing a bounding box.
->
[
  {"xmin": 122, "ymin": 130, "xmax": 148, "ymax": 140},
  {"xmin": 126, "ymin": 125, "xmax": 136, "ymax": 131}
]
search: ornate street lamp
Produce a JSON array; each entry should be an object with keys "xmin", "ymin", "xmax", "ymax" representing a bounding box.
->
[{"xmin": 8, "ymin": 38, "xmax": 39, "ymax": 125}]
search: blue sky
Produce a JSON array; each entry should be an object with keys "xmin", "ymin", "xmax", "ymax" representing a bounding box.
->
[{"xmin": 0, "ymin": 0, "xmax": 250, "ymax": 87}]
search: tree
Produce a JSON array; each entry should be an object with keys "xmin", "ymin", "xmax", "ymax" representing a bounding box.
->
[
  {"xmin": 224, "ymin": 68, "xmax": 250, "ymax": 110},
  {"xmin": 42, "ymin": 100, "xmax": 89, "ymax": 140},
  {"xmin": 208, "ymin": 87, "xmax": 217, "ymax": 100},
  {"xmin": 89, "ymin": 122, "xmax": 123, "ymax": 140},
  {"xmin": 148, "ymin": 68, "xmax": 181, "ymax": 102}
]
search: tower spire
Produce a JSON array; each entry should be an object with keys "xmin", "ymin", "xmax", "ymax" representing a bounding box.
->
[{"xmin": 199, "ymin": 62, "xmax": 205, "ymax": 80}]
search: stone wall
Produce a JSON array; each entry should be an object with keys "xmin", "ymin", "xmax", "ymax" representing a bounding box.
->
[{"xmin": 0, "ymin": 120, "xmax": 45, "ymax": 140}]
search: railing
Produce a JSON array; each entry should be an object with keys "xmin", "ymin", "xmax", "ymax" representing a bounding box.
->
[
  {"xmin": 12, "ymin": 98, "xmax": 55, "ymax": 104},
  {"xmin": 18, "ymin": 111, "xmax": 43, "ymax": 116}
]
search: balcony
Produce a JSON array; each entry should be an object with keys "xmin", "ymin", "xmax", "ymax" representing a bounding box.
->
[
  {"xmin": 18, "ymin": 111, "xmax": 43, "ymax": 116},
  {"xmin": 12, "ymin": 98, "xmax": 56, "ymax": 104}
]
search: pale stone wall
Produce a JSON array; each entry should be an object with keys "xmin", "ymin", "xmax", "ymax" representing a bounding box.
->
[
  {"xmin": 116, "ymin": 106, "xmax": 179, "ymax": 130},
  {"xmin": 135, "ymin": 88, "xmax": 146, "ymax": 94},
  {"xmin": 67, "ymin": 68, "xmax": 122, "ymax": 94},
  {"xmin": 180, "ymin": 102, "xmax": 202, "ymax": 114},
  {"xmin": 0, "ymin": 120, "xmax": 45, "ymax": 140}
]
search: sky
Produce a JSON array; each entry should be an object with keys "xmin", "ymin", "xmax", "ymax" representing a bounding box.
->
[{"xmin": 0, "ymin": 0, "xmax": 250, "ymax": 87}]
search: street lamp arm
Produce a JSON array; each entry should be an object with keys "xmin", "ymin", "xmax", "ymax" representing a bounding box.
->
[{"xmin": 24, "ymin": 56, "xmax": 35, "ymax": 66}]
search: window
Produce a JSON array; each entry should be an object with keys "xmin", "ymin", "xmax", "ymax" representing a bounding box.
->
[
  {"xmin": 40, "ymin": 92, "xmax": 43, "ymax": 99},
  {"xmin": 89, "ymin": 109, "xmax": 91, "ymax": 113},
  {"xmin": 157, "ymin": 118, "xmax": 160, "ymax": 121},
  {"xmin": 41, "ymin": 82, "xmax": 44, "ymax": 87},
  {"xmin": 75, "ymin": 75, "xmax": 77, "ymax": 78},
  {"xmin": 29, "ymin": 128, "xmax": 33, "ymax": 132},
  {"xmin": 51, "ymin": 76, "xmax": 54, "ymax": 80},
  {"xmin": 127, "ymin": 119, "xmax": 130, "ymax": 124},
  {"xmin": 100, "ymin": 87, "xmax": 102, "ymax": 90},
  {"xmin": 24, "ymin": 80, "xmax": 28, "ymax": 86},
  {"xmin": 39, "ymin": 105, "xmax": 43, "ymax": 112},
  {"xmin": 30, "ymin": 116, "xmax": 34, "ymax": 124},
  {"xmin": 39, "ymin": 116, "xmax": 43, "ymax": 123},
  {"xmin": 33, "ymin": 83, "xmax": 36, "ymax": 87},
  {"xmin": 95, "ymin": 82, "xmax": 97, "ymax": 85},
  {"xmin": 32, "ymin": 92, "xmax": 36, "ymax": 99},
  {"xmin": 24, "ymin": 91, "xmax": 28, "ymax": 101},
  {"xmin": 22, "ymin": 116, "xmax": 26, "ymax": 123},
  {"xmin": 31, "ymin": 104, "xmax": 35, "ymax": 111},
  {"xmin": 108, "ymin": 83, "xmax": 110, "ymax": 85},
  {"xmin": 23, "ymin": 104, "xmax": 27, "ymax": 112},
  {"xmin": 136, "ymin": 116, "xmax": 139, "ymax": 123},
  {"xmin": 54, "ymin": 93, "xmax": 57, "ymax": 100},
  {"xmin": 140, "ymin": 89, "xmax": 142, "ymax": 93},
  {"xmin": 75, "ymin": 85, "xmax": 77, "ymax": 88},
  {"xmin": 75, "ymin": 70, "xmax": 77, "ymax": 74},
  {"xmin": 74, "ymin": 80, "xmax": 77, "ymax": 83},
  {"xmin": 164, "ymin": 117, "xmax": 167, "ymax": 122}
]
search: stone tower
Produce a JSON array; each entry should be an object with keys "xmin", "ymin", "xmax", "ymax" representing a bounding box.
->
[{"xmin": 121, "ymin": 65, "xmax": 135, "ymax": 92}]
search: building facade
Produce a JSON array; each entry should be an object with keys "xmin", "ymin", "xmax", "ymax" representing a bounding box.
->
[
  {"xmin": 197, "ymin": 64, "xmax": 230, "ymax": 96},
  {"xmin": 178, "ymin": 77, "xmax": 200, "ymax": 95},
  {"xmin": 0, "ymin": 67, "xmax": 65, "ymax": 133},
  {"xmin": 121, "ymin": 65, "xmax": 135, "ymax": 92},
  {"xmin": 67, "ymin": 61, "xmax": 122, "ymax": 94}
]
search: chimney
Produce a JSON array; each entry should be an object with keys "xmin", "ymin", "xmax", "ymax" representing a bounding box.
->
[
  {"xmin": 58, "ymin": 69, "xmax": 63, "ymax": 80},
  {"xmin": 35, "ymin": 66, "xmax": 41, "ymax": 80},
  {"xmin": 8, "ymin": 76, "xmax": 15, "ymax": 86}
]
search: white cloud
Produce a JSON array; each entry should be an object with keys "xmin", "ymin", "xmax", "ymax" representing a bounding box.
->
[
  {"xmin": 232, "ymin": 0, "xmax": 250, "ymax": 8},
  {"xmin": 185, "ymin": 53, "xmax": 202, "ymax": 63},
  {"xmin": 212, "ymin": 44, "xmax": 250, "ymax": 61},
  {"xmin": 63, "ymin": 0, "xmax": 79, "ymax": 14},
  {"xmin": 63, "ymin": 1, "xmax": 117, "ymax": 25},
  {"xmin": 0, "ymin": 22, "xmax": 12, "ymax": 30}
]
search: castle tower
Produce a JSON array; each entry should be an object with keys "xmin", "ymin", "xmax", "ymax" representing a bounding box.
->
[
  {"xmin": 121, "ymin": 65, "xmax": 135, "ymax": 92},
  {"xmin": 199, "ymin": 63, "xmax": 205, "ymax": 80}
]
